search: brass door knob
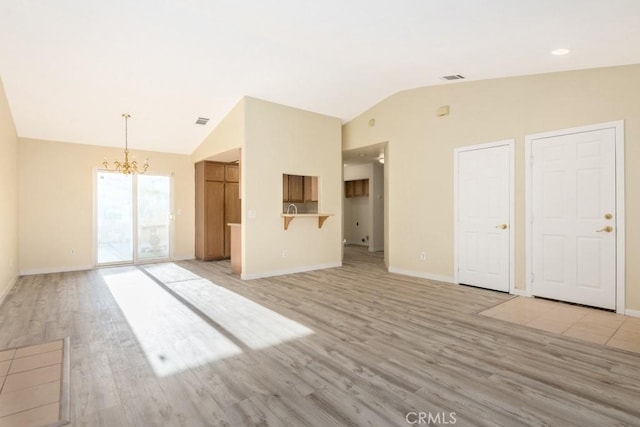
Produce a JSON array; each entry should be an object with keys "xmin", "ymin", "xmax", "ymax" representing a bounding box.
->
[
  {"xmin": 596, "ymin": 226, "xmax": 613, "ymax": 233},
  {"xmin": 496, "ymin": 224, "xmax": 508, "ymax": 230}
]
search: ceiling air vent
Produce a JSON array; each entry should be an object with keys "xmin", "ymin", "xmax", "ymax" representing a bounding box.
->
[
  {"xmin": 441, "ymin": 74, "xmax": 465, "ymax": 81},
  {"xmin": 195, "ymin": 117, "xmax": 210, "ymax": 125}
]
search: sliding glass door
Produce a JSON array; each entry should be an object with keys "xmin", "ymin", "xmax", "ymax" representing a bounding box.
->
[
  {"xmin": 96, "ymin": 171, "xmax": 172, "ymax": 265},
  {"xmin": 96, "ymin": 172, "xmax": 134, "ymax": 264},
  {"xmin": 137, "ymin": 174, "xmax": 171, "ymax": 260}
]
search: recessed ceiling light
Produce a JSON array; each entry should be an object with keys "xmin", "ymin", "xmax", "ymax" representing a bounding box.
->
[{"xmin": 551, "ymin": 48, "xmax": 570, "ymax": 56}]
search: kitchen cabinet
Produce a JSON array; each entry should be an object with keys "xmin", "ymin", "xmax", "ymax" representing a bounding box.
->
[
  {"xmin": 283, "ymin": 174, "xmax": 318, "ymax": 203},
  {"xmin": 195, "ymin": 161, "xmax": 240, "ymax": 260},
  {"xmin": 288, "ymin": 175, "xmax": 304, "ymax": 202},
  {"xmin": 345, "ymin": 179, "xmax": 369, "ymax": 198},
  {"xmin": 303, "ymin": 176, "xmax": 318, "ymax": 202},
  {"xmin": 225, "ymin": 164, "xmax": 239, "ymax": 182}
]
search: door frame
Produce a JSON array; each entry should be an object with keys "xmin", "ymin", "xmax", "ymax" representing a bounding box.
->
[
  {"xmin": 524, "ymin": 120, "xmax": 625, "ymax": 313},
  {"xmin": 454, "ymin": 139, "xmax": 515, "ymax": 293}
]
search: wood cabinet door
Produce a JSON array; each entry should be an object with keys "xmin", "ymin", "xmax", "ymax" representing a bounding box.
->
[
  {"xmin": 195, "ymin": 162, "xmax": 205, "ymax": 259},
  {"xmin": 283, "ymin": 174, "xmax": 289, "ymax": 202},
  {"xmin": 354, "ymin": 180, "xmax": 363, "ymax": 197},
  {"xmin": 225, "ymin": 164, "xmax": 239, "ymax": 182},
  {"xmin": 288, "ymin": 175, "xmax": 304, "ymax": 202},
  {"xmin": 204, "ymin": 162, "xmax": 225, "ymax": 181},
  {"xmin": 303, "ymin": 176, "xmax": 319, "ymax": 202},
  {"xmin": 345, "ymin": 180, "xmax": 354, "ymax": 198},
  {"xmin": 205, "ymin": 181, "xmax": 225, "ymax": 259},
  {"xmin": 224, "ymin": 182, "xmax": 240, "ymax": 257}
]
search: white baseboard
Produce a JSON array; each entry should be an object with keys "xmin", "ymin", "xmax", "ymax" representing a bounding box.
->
[
  {"xmin": 172, "ymin": 256, "xmax": 196, "ymax": 262},
  {"xmin": 20, "ymin": 265, "xmax": 93, "ymax": 276},
  {"xmin": 388, "ymin": 267, "xmax": 456, "ymax": 284},
  {"xmin": 0, "ymin": 275, "xmax": 18, "ymax": 306},
  {"xmin": 345, "ymin": 241, "xmax": 367, "ymax": 247},
  {"xmin": 241, "ymin": 262, "xmax": 342, "ymax": 280},
  {"xmin": 625, "ymin": 309, "xmax": 640, "ymax": 318},
  {"xmin": 510, "ymin": 288, "xmax": 530, "ymax": 297}
]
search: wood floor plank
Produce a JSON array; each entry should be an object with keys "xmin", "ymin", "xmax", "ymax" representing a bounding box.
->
[{"xmin": 0, "ymin": 246, "xmax": 639, "ymax": 426}]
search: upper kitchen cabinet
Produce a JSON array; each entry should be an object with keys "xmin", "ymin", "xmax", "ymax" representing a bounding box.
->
[
  {"xmin": 345, "ymin": 179, "xmax": 369, "ymax": 198},
  {"xmin": 283, "ymin": 174, "xmax": 318, "ymax": 203}
]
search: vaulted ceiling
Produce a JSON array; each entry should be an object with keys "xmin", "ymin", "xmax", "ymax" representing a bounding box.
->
[{"xmin": 1, "ymin": 1, "xmax": 639, "ymax": 154}]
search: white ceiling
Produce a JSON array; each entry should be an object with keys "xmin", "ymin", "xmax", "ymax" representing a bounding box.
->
[{"xmin": 1, "ymin": 1, "xmax": 639, "ymax": 154}]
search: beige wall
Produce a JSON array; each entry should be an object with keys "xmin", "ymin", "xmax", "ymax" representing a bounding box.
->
[
  {"xmin": 0, "ymin": 77, "xmax": 19, "ymax": 300},
  {"xmin": 343, "ymin": 64, "xmax": 640, "ymax": 311},
  {"xmin": 242, "ymin": 97, "xmax": 342, "ymax": 278},
  {"xmin": 18, "ymin": 138, "xmax": 195, "ymax": 273},
  {"xmin": 191, "ymin": 98, "xmax": 245, "ymax": 163}
]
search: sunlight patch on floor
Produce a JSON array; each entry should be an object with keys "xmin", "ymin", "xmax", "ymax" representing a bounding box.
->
[
  {"xmin": 103, "ymin": 269, "xmax": 242, "ymax": 377},
  {"xmin": 143, "ymin": 263, "xmax": 314, "ymax": 350}
]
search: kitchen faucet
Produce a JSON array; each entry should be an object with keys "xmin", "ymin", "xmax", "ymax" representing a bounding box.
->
[{"xmin": 286, "ymin": 204, "xmax": 298, "ymax": 215}]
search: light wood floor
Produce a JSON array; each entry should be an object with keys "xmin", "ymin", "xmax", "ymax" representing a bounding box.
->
[{"xmin": 1, "ymin": 246, "xmax": 639, "ymax": 426}]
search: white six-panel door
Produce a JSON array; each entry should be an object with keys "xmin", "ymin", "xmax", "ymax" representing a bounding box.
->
[
  {"xmin": 530, "ymin": 128, "xmax": 617, "ymax": 309},
  {"xmin": 455, "ymin": 142, "xmax": 512, "ymax": 292}
]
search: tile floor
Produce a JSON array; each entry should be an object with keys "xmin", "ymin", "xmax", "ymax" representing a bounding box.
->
[
  {"xmin": 481, "ymin": 297, "xmax": 640, "ymax": 353},
  {"xmin": 0, "ymin": 339, "xmax": 67, "ymax": 427}
]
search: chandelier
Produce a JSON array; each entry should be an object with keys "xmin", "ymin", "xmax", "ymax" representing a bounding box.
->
[{"xmin": 102, "ymin": 113, "xmax": 149, "ymax": 175}]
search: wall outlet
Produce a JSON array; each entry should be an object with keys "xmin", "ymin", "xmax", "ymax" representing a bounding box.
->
[
  {"xmin": 420, "ymin": 251, "xmax": 426, "ymax": 261},
  {"xmin": 282, "ymin": 249, "xmax": 288, "ymax": 258}
]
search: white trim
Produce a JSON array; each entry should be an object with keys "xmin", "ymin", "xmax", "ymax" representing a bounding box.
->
[
  {"xmin": 241, "ymin": 262, "xmax": 342, "ymax": 280},
  {"xmin": 453, "ymin": 139, "xmax": 515, "ymax": 293},
  {"xmin": 20, "ymin": 265, "xmax": 93, "ymax": 276},
  {"xmin": 0, "ymin": 275, "xmax": 19, "ymax": 306},
  {"xmin": 614, "ymin": 123, "xmax": 626, "ymax": 314},
  {"xmin": 388, "ymin": 267, "xmax": 456, "ymax": 284},
  {"xmin": 624, "ymin": 309, "xmax": 640, "ymax": 318},
  {"xmin": 525, "ymin": 120, "xmax": 625, "ymax": 313},
  {"xmin": 171, "ymin": 256, "xmax": 196, "ymax": 262},
  {"xmin": 509, "ymin": 288, "xmax": 530, "ymax": 297}
]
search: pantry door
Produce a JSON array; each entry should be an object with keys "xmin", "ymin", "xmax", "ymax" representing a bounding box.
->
[{"xmin": 455, "ymin": 140, "xmax": 514, "ymax": 292}]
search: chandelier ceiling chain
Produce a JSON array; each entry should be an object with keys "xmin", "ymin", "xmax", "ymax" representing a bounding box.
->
[{"xmin": 102, "ymin": 113, "xmax": 149, "ymax": 175}]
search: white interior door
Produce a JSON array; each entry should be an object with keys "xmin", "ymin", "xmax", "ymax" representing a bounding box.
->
[
  {"xmin": 456, "ymin": 142, "xmax": 512, "ymax": 292},
  {"xmin": 531, "ymin": 128, "xmax": 616, "ymax": 309}
]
